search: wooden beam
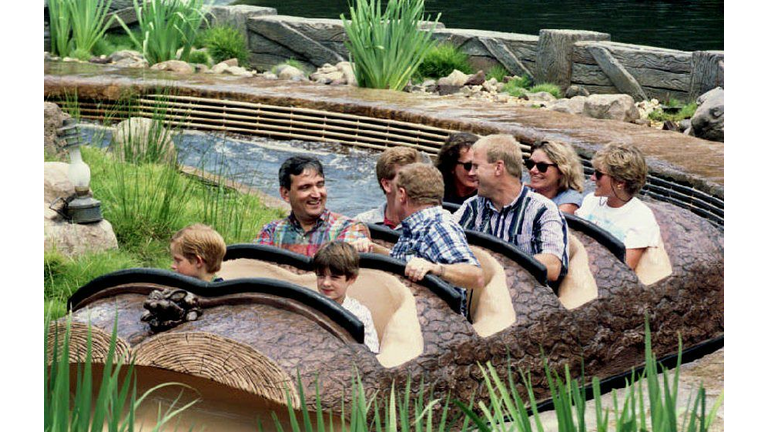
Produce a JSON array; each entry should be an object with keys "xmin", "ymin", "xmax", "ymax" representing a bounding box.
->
[{"xmin": 587, "ymin": 45, "xmax": 648, "ymax": 101}]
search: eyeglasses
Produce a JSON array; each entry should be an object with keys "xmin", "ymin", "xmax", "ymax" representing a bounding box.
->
[
  {"xmin": 457, "ymin": 161, "xmax": 473, "ymax": 171},
  {"xmin": 594, "ymin": 170, "xmax": 606, "ymax": 180},
  {"xmin": 524, "ymin": 159, "xmax": 557, "ymax": 173}
]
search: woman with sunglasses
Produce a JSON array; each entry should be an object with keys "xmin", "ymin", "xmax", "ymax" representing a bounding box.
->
[
  {"xmin": 575, "ymin": 142, "xmax": 661, "ymax": 271},
  {"xmin": 525, "ymin": 140, "xmax": 585, "ymax": 214},
  {"xmin": 435, "ymin": 132, "xmax": 480, "ymax": 205}
]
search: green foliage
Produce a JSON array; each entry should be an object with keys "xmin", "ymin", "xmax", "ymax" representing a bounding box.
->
[
  {"xmin": 70, "ymin": 47, "xmax": 92, "ymax": 61},
  {"xmin": 504, "ymin": 85, "xmax": 528, "ymax": 98},
  {"xmin": 460, "ymin": 316, "xmax": 722, "ymax": 432},
  {"xmin": 529, "ymin": 83, "xmax": 562, "ymax": 99},
  {"xmin": 416, "ymin": 43, "xmax": 474, "ymax": 79},
  {"xmin": 342, "ymin": 0, "xmax": 441, "ymax": 90},
  {"xmin": 507, "ymin": 75, "xmax": 533, "ymax": 89},
  {"xmin": 487, "ymin": 65, "xmax": 510, "ymax": 82},
  {"xmin": 93, "ymin": 30, "xmax": 144, "ymax": 56},
  {"xmin": 648, "ymin": 101, "xmax": 698, "ymax": 122},
  {"xmin": 45, "ymin": 315, "xmax": 197, "ymax": 431},
  {"xmin": 188, "ymin": 49, "xmax": 213, "ymax": 66},
  {"xmin": 115, "ymin": 0, "xmax": 208, "ymax": 65},
  {"xmin": 47, "ymin": 0, "xmax": 115, "ymax": 57},
  {"xmin": 198, "ymin": 24, "xmax": 249, "ymax": 66}
]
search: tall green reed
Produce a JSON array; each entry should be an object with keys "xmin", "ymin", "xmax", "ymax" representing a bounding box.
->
[
  {"xmin": 342, "ymin": 0, "xmax": 440, "ymax": 91},
  {"xmin": 47, "ymin": 0, "xmax": 115, "ymax": 58},
  {"xmin": 45, "ymin": 314, "xmax": 197, "ymax": 431},
  {"xmin": 116, "ymin": 0, "xmax": 209, "ymax": 65}
]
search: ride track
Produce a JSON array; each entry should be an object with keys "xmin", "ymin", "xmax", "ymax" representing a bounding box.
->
[{"xmin": 45, "ymin": 61, "xmax": 724, "ymax": 422}]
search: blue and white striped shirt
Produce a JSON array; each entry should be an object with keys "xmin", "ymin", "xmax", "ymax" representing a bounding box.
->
[{"xmin": 453, "ymin": 186, "xmax": 569, "ymax": 280}]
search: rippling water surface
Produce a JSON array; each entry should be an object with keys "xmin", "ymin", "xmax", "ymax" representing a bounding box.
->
[{"xmin": 218, "ymin": 0, "xmax": 723, "ymax": 51}]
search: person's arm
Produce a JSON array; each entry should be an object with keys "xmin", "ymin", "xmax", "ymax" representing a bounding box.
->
[
  {"xmin": 534, "ymin": 253, "xmax": 563, "ymax": 282},
  {"xmin": 625, "ymin": 247, "xmax": 647, "ymax": 270},
  {"xmin": 558, "ymin": 203, "xmax": 579, "ymax": 215},
  {"xmin": 341, "ymin": 221, "xmax": 374, "ymax": 253},
  {"xmin": 404, "ymin": 257, "xmax": 485, "ymax": 290}
]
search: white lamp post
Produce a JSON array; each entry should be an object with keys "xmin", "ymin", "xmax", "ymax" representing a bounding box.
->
[{"xmin": 57, "ymin": 118, "xmax": 103, "ymax": 224}]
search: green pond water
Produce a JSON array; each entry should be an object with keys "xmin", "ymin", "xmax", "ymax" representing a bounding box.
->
[{"xmin": 219, "ymin": 0, "xmax": 723, "ymax": 52}]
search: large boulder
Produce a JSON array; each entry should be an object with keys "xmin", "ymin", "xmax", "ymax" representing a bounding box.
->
[
  {"xmin": 108, "ymin": 50, "xmax": 148, "ymax": 68},
  {"xmin": 437, "ymin": 70, "xmax": 469, "ymax": 87},
  {"xmin": 583, "ymin": 94, "xmax": 641, "ymax": 122},
  {"xmin": 549, "ymin": 96, "xmax": 588, "ymax": 115},
  {"xmin": 691, "ymin": 87, "xmax": 724, "ymax": 142},
  {"xmin": 278, "ymin": 65, "xmax": 307, "ymax": 81},
  {"xmin": 44, "ymin": 162, "xmax": 118, "ymax": 257},
  {"xmin": 150, "ymin": 60, "xmax": 195, "ymax": 74},
  {"xmin": 44, "ymin": 102, "xmax": 70, "ymax": 157},
  {"xmin": 112, "ymin": 118, "xmax": 177, "ymax": 164}
]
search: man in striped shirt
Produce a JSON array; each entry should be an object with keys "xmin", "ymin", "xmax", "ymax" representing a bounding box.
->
[{"xmin": 454, "ymin": 135, "xmax": 569, "ymax": 283}]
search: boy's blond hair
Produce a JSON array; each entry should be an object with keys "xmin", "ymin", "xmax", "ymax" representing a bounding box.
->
[
  {"xmin": 313, "ymin": 241, "xmax": 360, "ymax": 278},
  {"xmin": 170, "ymin": 224, "xmax": 226, "ymax": 273}
]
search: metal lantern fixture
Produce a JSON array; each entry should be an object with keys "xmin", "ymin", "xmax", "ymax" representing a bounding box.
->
[{"xmin": 56, "ymin": 118, "xmax": 103, "ymax": 224}]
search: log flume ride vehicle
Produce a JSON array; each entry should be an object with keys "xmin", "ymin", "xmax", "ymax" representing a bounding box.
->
[{"xmin": 52, "ymin": 198, "xmax": 723, "ymax": 428}]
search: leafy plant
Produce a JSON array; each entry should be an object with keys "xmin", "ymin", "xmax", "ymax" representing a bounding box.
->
[
  {"xmin": 342, "ymin": 0, "xmax": 441, "ymax": 91},
  {"xmin": 115, "ymin": 0, "xmax": 209, "ymax": 65},
  {"xmin": 45, "ymin": 314, "xmax": 197, "ymax": 431},
  {"xmin": 648, "ymin": 101, "xmax": 698, "ymax": 122},
  {"xmin": 93, "ymin": 30, "xmax": 144, "ymax": 57},
  {"xmin": 47, "ymin": 0, "xmax": 115, "ymax": 57},
  {"xmin": 503, "ymin": 85, "xmax": 528, "ymax": 98},
  {"xmin": 487, "ymin": 65, "xmax": 510, "ymax": 82},
  {"xmin": 416, "ymin": 42, "xmax": 474, "ymax": 79},
  {"xmin": 507, "ymin": 75, "xmax": 533, "ymax": 89},
  {"xmin": 529, "ymin": 83, "xmax": 562, "ymax": 99},
  {"xmin": 188, "ymin": 49, "xmax": 213, "ymax": 66},
  {"xmin": 198, "ymin": 24, "xmax": 249, "ymax": 66}
]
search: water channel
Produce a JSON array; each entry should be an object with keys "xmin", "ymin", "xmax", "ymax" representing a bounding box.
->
[
  {"xmin": 218, "ymin": 0, "xmax": 724, "ymax": 52},
  {"xmin": 81, "ymin": 125, "xmax": 595, "ymax": 218}
]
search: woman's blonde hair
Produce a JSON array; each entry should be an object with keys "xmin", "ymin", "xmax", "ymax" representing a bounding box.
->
[
  {"xmin": 531, "ymin": 140, "xmax": 585, "ymax": 193},
  {"xmin": 591, "ymin": 142, "xmax": 648, "ymax": 196}
]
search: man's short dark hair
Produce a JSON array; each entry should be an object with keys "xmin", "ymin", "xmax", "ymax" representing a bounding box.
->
[{"xmin": 279, "ymin": 156, "xmax": 324, "ymax": 189}]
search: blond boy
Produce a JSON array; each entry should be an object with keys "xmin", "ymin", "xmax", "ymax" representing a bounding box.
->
[{"xmin": 170, "ymin": 224, "xmax": 226, "ymax": 282}]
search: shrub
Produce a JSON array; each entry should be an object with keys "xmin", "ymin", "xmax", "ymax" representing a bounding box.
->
[
  {"xmin": 503, "ymin": 84, "xmax": 528, "ymax": 98},
  {"xmin": 188, "ymin": 49, "xmax": 213, "ymax": 66},
  {"xmin": 115, "ymin": 0, "xmax": 208, "ymax": 65},
  {"xmin": 416, "ymin": 43, "xmax": 474, "ymax": 79},
  {"xmin": 487, "ymin": 65, "xmax": 510, "ymax": 82},
  {"xmin": 342, "ymin": 0, "xmax": 441, "ymax": 91},
  {"xmin": 47, "ymin": 0, "xmax": 115, "ymax": 57},
  {"xmin": 198, "ymin": 24, "xmax": 249, "ymax": 66},
  {"xmin": 648, "ymin": 101, "xmax": 698, "ymax": 122},
  {"xmin": 529, "ymin": 83, "xmax": 562, "ymax": 99},
  {"xmin": 507, "ymin": 74, "xmax": 533, "ymax": 89}
]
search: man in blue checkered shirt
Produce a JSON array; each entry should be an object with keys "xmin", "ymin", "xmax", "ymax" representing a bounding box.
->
[{"xmin": 370, "ymin": 163, "xmax": 484, "ymax": 316}]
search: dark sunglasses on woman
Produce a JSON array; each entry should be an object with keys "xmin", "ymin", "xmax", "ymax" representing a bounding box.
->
[
  {"xmin": 524, "ymin": 159, "xmax": 557, "ymax": 173},
  {"xmin": 457, "ymin": 161, "xmax": 473, "ymax": 171}
]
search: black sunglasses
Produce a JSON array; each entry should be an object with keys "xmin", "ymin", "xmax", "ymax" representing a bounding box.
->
[
  {"xmin": 594, "ymin": 170, "xmax": 606, "ymax": 180},
  {"xmin": 457, "ymin": 161, "xmax": 473, "ymax": 171},
  {"xmin": 524, "ymin": 159, "xmax": 557, "ymax": 173}
]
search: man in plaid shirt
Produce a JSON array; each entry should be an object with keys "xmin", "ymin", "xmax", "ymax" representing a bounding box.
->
[
  {"xmin": 370, "ymin": 163, "xmax": 484, "ymax": 316},
  {"xmin": 255, "ymin": 156, "xmax": 371, "ymax": 257}
]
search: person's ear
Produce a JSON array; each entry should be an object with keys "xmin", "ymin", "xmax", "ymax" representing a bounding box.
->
[
  {"xmin": 279, "ymin": 186, "xmax": 290, "ymax": 202},
  {"xmin": 194, "ymin": 255, "xmax": 205, "ymax": 269},
  {"xmin": 381, "ymin": 178, "xmax": 392, "ymax": 194},
  {"xmin": 398, "ymin": 187, "xmax": 407, "ymax": 204}
]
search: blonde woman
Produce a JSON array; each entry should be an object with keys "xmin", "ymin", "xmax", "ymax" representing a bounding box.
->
[
  {"xmin": 575, "ymin": 143, "xmax": 661, "ymax": 270},
  {"xmin": 525, "ymin": 140, "xmax": 585, "ymax": 214}
]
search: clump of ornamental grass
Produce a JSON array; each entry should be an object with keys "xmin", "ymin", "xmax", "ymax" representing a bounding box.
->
[
  {"xmin": 529, "ymin": 83, "xmax": 562, "ymax": 99},
  {"xmin": 47, "ymin": 0, "xmax": 114, "ymax": 58},
  {"xmin": 487, "ymin": 65, "xmax": 510, "ymax": 82},
  {"xmin": 342, "ymin": 0, "xmax": 441, "ymax": 91},
  {"xmin": 115, "ymin": 0, "xmax": 208, "ymax": 65},
  {"xmin": 648, "ymin": 100, "xmax": 698, "ymax": 122},
  {"xmin": 198, "ymin": 24, "xmax": 249, "ymax": 66},
  {"xmin": 45, "ymin": 314, "xmax": 197, "ymax": 431},
  {"xmin": 188, "ymin": 49, "xmax": 213, "ymax": 66},
  {"xmin": 416, "ymin": 42, "xmax": 474, "ymax": 79}
]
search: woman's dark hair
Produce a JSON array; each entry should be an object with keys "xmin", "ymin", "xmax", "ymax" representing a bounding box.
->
[
  {"xmin": 279, "ymin": 156, "xmax": 324, "ymax": 189},
  {"xmin": 434, "ymin": 132, "xmax": 480, "ymax": 194}
]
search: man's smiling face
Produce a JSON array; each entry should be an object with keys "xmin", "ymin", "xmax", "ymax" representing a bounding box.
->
[{"xmin": 281, "ymin": 168, "xmax": 327, "ymax": 224}]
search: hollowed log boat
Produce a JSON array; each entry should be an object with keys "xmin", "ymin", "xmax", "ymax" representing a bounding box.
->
[{"xmin": 52, "ymin": 197, "xmax": 723, "ymax": 426}]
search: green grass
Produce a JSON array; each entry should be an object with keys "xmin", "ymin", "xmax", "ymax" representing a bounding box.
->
[
  {"xmin": 115, "ymin": 0, "xmax": 208, "ymax": 65},
  {"xmin": 529, "ymin": 83, "xmax": 562, "ymax": 99},
  {"xmin": 342, "ymin": 0, "xmax": 441, "ymax": 91},
  {"xmin": 188, "ymin": 49, "xmax": 213, "ymax": 66},
  {"xmin": 487, "ymin": 65, "xmax": 510, "ymax": 82},
  {"xmin": 504, "ymin": 85, "xmax": 528, "ymax": 98},
  {"xmin": 93, "ymin": 30, "xmax": 144, "ymax": 57},
  {"xmin": 198, "ymin": 24, "xmax": 249, "ymax": 67},
  {"xmin": 416, "ymin": 42, "xmax": 474, "ymax": 79},
  {"xmin": 45, "ymin": 315, "xmax": 197, "ymax": 431},
  {"xmin": 648, "ymin": 101, "xmax": 698, "ymax": 122},
  {"xmin": 47, "ymin": 0, "xmax": 114, "ymax": 58}
]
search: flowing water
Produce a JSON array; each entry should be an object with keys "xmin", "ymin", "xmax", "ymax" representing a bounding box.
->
[{"xmin": 218, "ymin": 0, "xmax": 723, "ymax": 52}]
